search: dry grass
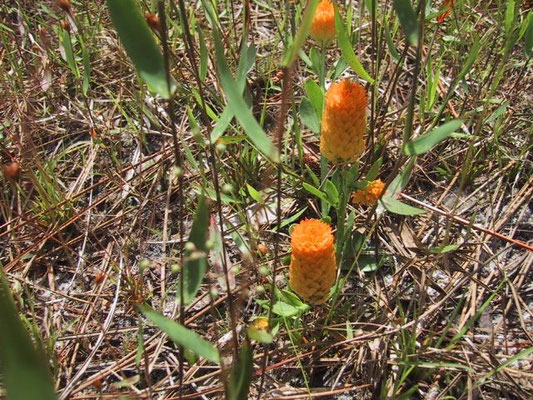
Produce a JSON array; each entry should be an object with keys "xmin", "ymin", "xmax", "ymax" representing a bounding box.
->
[{"xmin": 0, "ymin": 0, "xmax": 532, "ymax": 399}]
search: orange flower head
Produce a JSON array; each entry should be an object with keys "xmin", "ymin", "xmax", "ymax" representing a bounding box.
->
[
  {"xmin": 352, "ymin": 179, "xmax": 385, "ymax": 205},
  {"xmin": 289, "ymin": 219, "xmax": 337, "ymax": 304},
  {"xmin": 320, "ymin": 79, "xmax": 367, "ymax": 164},
  {"xmin": 311, "ymin": 0, "xmax": 336, "ymax": 42}
]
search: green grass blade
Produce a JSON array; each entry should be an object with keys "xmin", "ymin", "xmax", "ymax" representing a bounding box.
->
[
  {"xmin": 182, "ymin": 196, "xmax": 209, "ymax": 304},
  {"xmin": 524, "ymin": 12, "xmax": 533, "ymax": 57},
  {"xmin": 448, "ymin": 279, "xmax": 505, "ymax": 348},
  {"xmin": 0, "ymin": 271, "xmax": 57, "ymax": 400},
  {"xmin": 393, "ymin": 0, "xmax": 419, "ymax": 46},
  {"xmin": 455, "ymin": 38, "xmax": 481, "ymax": 83},
  {"xmin": 282, "ymin": 0, "xmax": 320, "ymax": 67},
  {"xmin": 334, "ymin": 5, "xmax": 374, "ymax": 84},
  {"xmin": 212, "ymin": 30, "xmax": 279, "ymax": 162},
  {"xmin": 106, "ymin": 0, "xmax": 176, "ymax": 98},
  {"xmin": 403, "ymin": 119, "xmax": 464, "ymax": 155},
  {"xmin": 227, "ymin": 343, "xmax": 254, "ymax": 400},
  {"xmin": 139, "ymin": 304, "xmax": 220, "ymax": 363}
]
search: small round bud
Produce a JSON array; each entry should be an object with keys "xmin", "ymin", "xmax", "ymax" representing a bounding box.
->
[
  {"xmin": 258, "ymin": 265, "xmax": 269, "ymax": 276},
  {"xmin": 171, "ymin": 166, "xmax": 183, "ymax": 178},
  {"xmin": 210, "ymin": 287, "xmax": 219, "ymax": 298},
  {"xmin": 230, "ymin": 266, "xmax": 240, "ymax": 275},
  {"xmin": 139, "ymin": 259, "xmax": 150, "ymax": 271},
  {"xmin": 11, "ymin": 280, "xmax": 22, "ymax": 295},
  {"xmin": 184, "ymin": 241, "xmax": 196, "ymax": 252},
  {"xmin": 222, "ymin": 183, "xmax": 233, "ymax": 194},
  {"xmin": 205, "ymin": 239, "xmax": 215, "ymax": 250},
  {"xmin": 256, "ymin": 284, "xmax": 265, "ymax": 294},
  {"xmin": 171, "ymin": 263, "xmax": 180, "ymax": 274},
  {"xmin": 3, "ymin": 162, "xmax": 20, "ymax": 180},
  {"xmin": 215, "ymin": 143, "xmax": 226, "ymax": 153}
]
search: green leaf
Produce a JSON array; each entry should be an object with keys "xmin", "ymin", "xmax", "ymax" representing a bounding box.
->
[
  {"xmin": 60, "ymin": 29, "xmax": 79, "ymax": 78},
  {"xmin": 304, "ymin": 78, "xmax": 323, "ymax": 116},
  {"xmin": 456, "ymin": 39, "xmax": 481, "ymax": 83},
  {"xmin": 299, "ymin": 97, "xmax": 320, "ymax": 134},
  {"xmin": 198, "ymin": 28, "xmax": 208, "ymax": 82},
  {"xmin": 430, "ymin": 244, "xmax": 459, "ymax": 254},
  {"xmin": 0, "ymin": 271, "xmax": 57, "ymax": 400},
  {"xmin": 393, "ymin": 0, "xmax": 419, "ymax": 46},
  {"xmin": 183, "ymin": 196, "xmax": 209, "ymax": 304},
  {"xmin": 139, "ymin": 304, "xmax": 220, "ymax": 363},
  {"xmin": 246, "ymin": 184, "xmax": 264, "ymax": 204},
  {"xmin": 282, "ymin": 0, "xmax": 320, "ymax": 67},
  {"xmin": 212, "ymin": 30, "xmax": 278, "ymax": 162},
  {"xmin": 387, "ymin": 157, "xmax": 416, "ymax": 196},
  {"xmin": 324, "ymin": 179, "xmax": 339, "ymax": 208},
  {"xmin": 210, "ymin": 42, "xmax": 254, "ymax": 142},
  {"xmin": 484, "ymin": 101, "xmax": 509, "ymax": 124},
  {"xmin": 380, "ymin": 196, "xmax": 425, "ymax": 216},
  {"xmin": 334, "ymin": 5, "xmax": 374, "ymax": 83},
  {"xmin": 272, "ymin": 301, "xmax": 299, "ymax": 317},
  {"xmin": 524, "ymin": 12, "xmax": 533, "ymax": 57},
  {"xmin": 227, "ymin": 343, "xmax": 254, "ymax": 400},
  {"xmin": 403, "ymin": 119, "xmax": 463, "ymax": 155},
  {"xmin": 366, "ymin": 157, "xmax": 383, "ymax": 181},
  {"xmin": 106, "ymin": 0, "xmax": 176, "ymax": 98},
  {"xmin": 302, "ymin": 182, "xmax": 329, "ymax": 204},
  {"xmin": 81, "ymin": 43, "xmax": 91, "ymax": 95},
  {"xmin": 504, "ymin": 0, "xmax": 515, "ymax": 34},
  {"xmin": 384, "ymin": 21, "xmax": 400, "ymax": 61}
]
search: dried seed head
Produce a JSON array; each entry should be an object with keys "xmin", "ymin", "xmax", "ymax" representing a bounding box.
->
[
  {"xmin": 289, "ymin": 219, "xmax": 337, "ymax": 304},
  {"xmin": 57, "ymin": 0, "xmax": 71, "ymax": 12},
  {"xmin": 145, "ymin": 13, "xmax": 161, "ymax": 32},
  {"xmin": 61, "ymin": 19, "xmax": 71, "ymax": 32},
  {"xmin": 320, "ymin": 79, "xmax": 367, "ymax": 164},
  {"xmin": 311, "ymin": 0, "xmax": 336, "ymax": 42},
  {"xmin": 3, "ymin": 162, "xmax": 20, "ymax": 180}
]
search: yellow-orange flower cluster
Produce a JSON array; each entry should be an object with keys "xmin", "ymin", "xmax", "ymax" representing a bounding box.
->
[
  {"xmin": 289, "ymin": 219, "xmax": 337, "ymax": 304},
  {"xmin": 352, "ymin": 179, "xmax": 385, "ymax": 205},
  {"xmin": 311, "ymin": 0, "xmax": 336, "ymax": 42},
  {"xmin": 320, "ymin": 79, "xmax": 367, "ymax": 164}
]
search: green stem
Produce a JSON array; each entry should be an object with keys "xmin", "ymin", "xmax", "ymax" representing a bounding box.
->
[{"xmin": 319, "ymin": 42, "xmax": 328, "ymax": 217}]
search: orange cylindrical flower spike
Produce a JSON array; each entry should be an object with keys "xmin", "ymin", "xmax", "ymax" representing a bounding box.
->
[
  {"xmin": 352, "ymin": 179, "xmax": 385, "ymax": 205},
  {"xmin": 311, "ymin": 0, "xmax": 336, "ymax": 42},
  {"xmin": 289, "ymin": 219, "xmax": 337, "ymax": 304},
  {"xmin": 320, "ymin": 79, "xmax": 367, "ymax": 164}
]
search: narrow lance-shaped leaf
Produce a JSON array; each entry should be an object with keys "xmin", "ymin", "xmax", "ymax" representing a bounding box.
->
[
  {"xmin": 524, "ymin": 11, "xmax": 533, "ymax": 57},
  {"xmin": 380, "ymin": 196, "xmax": 425, "ymax": 216},
  {"xmin": 393, "ymin": 0, "xmax": 419, "ymax": 46},
  {"xmin": 282, "ymin": 0, "xmax": 320, "ymax": 67},
  {"xmin": 403, "ymin": 119, "xmax": 464, "ymax": 156},
  {"xmin": 106, "ymin": 0, "xmax": 176, "ymax": 98},
  {"xmin": 212, "ymin": 29, "xmax": 279, "ymax": 162},
  {"xmin": 0, "ymin": 270, "xmax": 57, "ymax": 400},
  {"xmin": 182, "ymin": 196, "xmax": 209, "ymax": 304},
  {"xmin": 334, "ymin": 4, "xmax": 374, "ymax": 84},
  {"xmin": 139, "ymin": 304, "xmax": 220, "ymax": 363},
  {"xmin": 227, "ymin": 342, "xmax": 254, "ymax": 400}
]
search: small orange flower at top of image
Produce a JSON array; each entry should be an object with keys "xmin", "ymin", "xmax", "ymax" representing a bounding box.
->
[
  {"xmin": 311, "ymin": 0, "xmax": 336, "ymax": 43},
  {"xmin": 320, "ymin": 79, "xmax": 367, "ymax": 164},
  {"xmin": 289, "ymin": 219, "xmax": 337, "ymax": 304},
  {"xmin": 437, "ymin": 0, "xmax": 456, "ymax": 23},
  {"xmin": 352, "ymin": 179, "xmax": 385, "ymax": 206}
]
